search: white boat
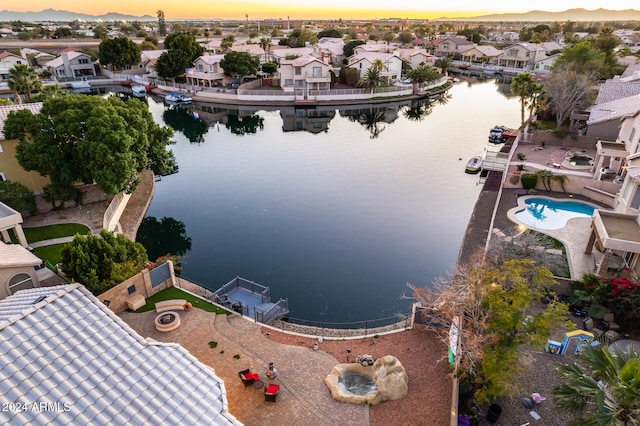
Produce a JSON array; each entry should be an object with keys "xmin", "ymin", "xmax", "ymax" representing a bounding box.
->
[
  {"xmin": 131, "ymin": 85, "xmax": 147, "ymax": 97},
  {"xmin": 465, "ymin": 155, "xmax": 483, "ymax": 174},
  {"xmin": 488, "ymin": 125, "xmax": 508, "ymax": 143},
  {"xmin": 164, "ymin": 93, "xmax": 192, "ymax": 106}
]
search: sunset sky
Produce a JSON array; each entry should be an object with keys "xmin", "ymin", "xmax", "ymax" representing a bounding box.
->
[{"xmin": 3, "ymin": 1, "xmax": 639, "ymax": 20}]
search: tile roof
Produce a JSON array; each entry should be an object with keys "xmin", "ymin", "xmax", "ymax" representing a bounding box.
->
[
  {"xmin": 0, "ymin": 242, "xmax": 41, "ymax": 268},
  {"xmin": 587, "ymin": 94, "xmax": 640, "ymax": 125},
  {"xmin": 595, "ymin": 80, "xmax": 640, "ymax": 104},
  {"xmin": 0, "ymin": 284, "xmax": 241, "ymax": 425},
  {"xmin": 44, "ymin": 51, "xmax": 88, "ymax": 68},
  {"xmin": 0, "ymin": 103, "xmax": 43, "ymax": 140}
]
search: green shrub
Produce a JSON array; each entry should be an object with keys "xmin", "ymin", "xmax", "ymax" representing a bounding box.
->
[{"xmin": 520, "ymin": 173, "xmax": 538, "ymax": 190}]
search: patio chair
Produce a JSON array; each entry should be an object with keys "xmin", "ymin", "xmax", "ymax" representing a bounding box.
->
[
  {"xmin": 238, "ymin": 369, "xmax": 258, "ymax": 389},
  {"xmin": 264, "ymin": 384, "xmax": 279, "ymax": 403},
  {"xmin": 602, "ymin": 313, "xmax": 620, "ymax": 331},
  {"xmin": 583, "ymin": 317, "xmax": 605, "ymax": 339}
]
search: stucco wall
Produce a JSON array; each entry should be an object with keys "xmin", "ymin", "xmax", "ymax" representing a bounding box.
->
[
  {"xmin": 0, "ymin": 266, "xmax": 40, "ymax": 300},
  {"xmin": 97, "ymin": 260, "xmax": 176, "ymax": 313}
]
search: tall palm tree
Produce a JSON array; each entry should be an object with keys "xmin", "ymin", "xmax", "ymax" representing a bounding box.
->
[
  {"xmin": 8, "ymin": 64, "xmax": 42, "ymax": 104},
  {"xmin": 357, "ymin": 68, "xmax": 381, "ymax": 92},
  {"xmin": 553, "ymin": 343, "xmax": 640, "ymax": 425},
  {"xmin": 434, "ymin": 57, "xmax": 452, "ymax": 76},
  {"xmin": 371, "ymin": 59, "xmax": 387, "ymax": 84},
  {"xmin": 510, "ymin": 72, "xmax": 538, "ymax": 126},
  {"xmin": 33, "ymin": 84, "xmax": 66, "ymax": 102},
  {"xmin": 259, "ymin": 37, "xmax": 271, "ymax": 62}
]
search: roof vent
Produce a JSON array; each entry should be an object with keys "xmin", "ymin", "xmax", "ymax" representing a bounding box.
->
[{"xmin": 33, "ymin": 295, "xmax": 47, "ymax": 304}]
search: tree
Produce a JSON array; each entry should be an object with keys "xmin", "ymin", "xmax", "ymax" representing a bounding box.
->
[
  {"xmin": 383, "ymin": 32, "xmax": 395, "ymax": 48},
  {"xmin": 279, "ymin": 28, "xmax": 317, "ymax": 48},
  {"xmin": 92, "ymin": 24, "xmax": 108, "ymax": 40},
  {"xmin": 157, "ymin": 10, "xmax": 167, "ymax": 36},
  {"xmin": 434, "ymin": 57, "xmax": 452, "ymax": 76},
  {"xmin": 553, "ymin": 343, "xmax": 640, "ymax": 425},
  {"xmin": 259, "ymin": 37, "xmax": 271, "ymax": 61},
  {"xmin": 318, "ymin": 28, "xmax": 342, "ymax": 39},
  {"xmin": 4, "ymin": 95, "xmax": 175, "ymax": 206},
  {"xmin": 60, "ymin": 230, "xmax": 148, "ymax": 294},
  {"xmin": 0, "ymin": 180, "xmax": 37, "ymax": 214},
  {"xmin": 511, "ymin": 72, "xmax": 540, "ymax": 125},
  {"xmin": 397, "ymin": 31, "xmax": 413, "ymax": 46},
  {"xmin": 343, "ymin": 39, "xmax": 365, "ymax": 58},
  {"xmin": 554, "ymin": 40, "xmax": 606, "ymax": 77},
  {"xmin": 357, "ymin": 68, "xmax": 381, "ymax": 92},
  {"xmin": 220, "ymin": 35, "xmax": 235, "ymax": 52},
  {"xmin": 544, "ymin": 64, "xmax": 595, "ymax": 128},
  {"xmin": 261, "ymin": 62, "xmax": 278, "ymax": 76},
  {"xmin": 163, "ymin": 32, "xmax": 204, "ymax": 62},
  {"xmin": 33, "ymin": 84, "xmax": 66, "ymax": 102},
  {"xmin": 412, "ymin": 256, "xmax": 569, "ymax": 404},
  {"xmin": 98, "ymin": 37, "xmax": 141, "ymax": 71},
  {"xmin": 407, "ymin": 65, "xmax": 440, "ymax": 88},
  {"xmin": 220, "ymin": 51, "xmax": 260, "ymax": 79},
  {"xmin": 7, "ymin": 64, "xmax": 42, "ymax": 104}
]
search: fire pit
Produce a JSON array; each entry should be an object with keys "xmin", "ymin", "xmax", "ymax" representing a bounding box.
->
[{"xmin": 155, "ymin": 311, "xmax": 181, "ymax": 332}]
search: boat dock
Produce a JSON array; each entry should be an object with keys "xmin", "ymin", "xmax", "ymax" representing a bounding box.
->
[{"xmin": 212, "ymin": 276, "xmax": 289, "ymax": 325}]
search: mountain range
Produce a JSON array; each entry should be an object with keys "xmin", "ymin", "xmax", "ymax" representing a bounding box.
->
[
  {"xmin": 0, "ymin": 8, "xmax": 155, "ymax": 22},
  {"xmin": 451, "ymin": 8, "xmax": 640, "ymax": 22},
  {"xmin": 1, "ymin": 8, "xmax": 640, "ymax": 23}
]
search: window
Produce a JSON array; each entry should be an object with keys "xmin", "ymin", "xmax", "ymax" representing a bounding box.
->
[
  {"xmin": 9, "ymin": 273, "xmax": 35, "ymax": 295},
  {"xmin": 313, "ymin": 67, "xmax": 322, "ymax": 77},
  {"xmin": 295, "ymin": 80, "xmax": 306, "ymax": 88},
  {"xmin": 284, "ymin": 79, "xmax": 293, "ymax": 86},
  {"xmin": 198, "ymin": 64, "xmax": 204, "ymax": 72},
  {"xmin": 631, "ymin": 185, "xmax": 640, "ymax": 210},
  {"xmin": 127, "ymin": 285, "xmax": 136, "ymax": 295},
  {"xmin": 295, "ymin": 67, "xmax": 302, "ymax": 75}
]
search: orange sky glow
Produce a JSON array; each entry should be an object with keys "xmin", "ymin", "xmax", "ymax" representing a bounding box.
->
[{"xmin": 3, "ymin": 1, "xmax": 639, "ymax": 20}]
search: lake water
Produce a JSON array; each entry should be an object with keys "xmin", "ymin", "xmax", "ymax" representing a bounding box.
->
[{"xmin": 137, "ymin": 79, "xmax": 521, "ymax": 325}]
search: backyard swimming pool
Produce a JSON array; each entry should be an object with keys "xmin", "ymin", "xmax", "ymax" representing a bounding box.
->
[{"xmin": 512, "ymin": 197, "xmax": 595, "ymax": 230}]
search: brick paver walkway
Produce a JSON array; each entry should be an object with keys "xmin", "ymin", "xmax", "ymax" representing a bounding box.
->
[{"xmin": 120, "ymin": 309, "xmax": 369, "ymax": 426}]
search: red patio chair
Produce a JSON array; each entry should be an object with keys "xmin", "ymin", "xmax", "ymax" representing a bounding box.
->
[
  {"xmin": 238, "ymin": 369, "xmax": 258, "ymax": 389},
  {"xmin": 264, "ymin": 383, "xmax": 279, "ymax": 403}
]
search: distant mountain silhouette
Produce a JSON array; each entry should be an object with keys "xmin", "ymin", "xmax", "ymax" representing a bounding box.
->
[
  {"xmin": 438, "ymin": 8, "xmax": 640, "ymax": 22},
  {"xmin": 0, "ymin": 8, "xmax": 155, "ymax": 22}
]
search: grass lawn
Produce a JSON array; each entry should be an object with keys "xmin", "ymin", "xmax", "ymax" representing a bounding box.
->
[
  {"xmin": 33, "ymin": 243, "xmax": 67, "ymax": 265},
  {"xmin": 18, "ymin": 223, "xmax": 90, "ymax": 243},
  {"xmin": 135, "ymin": 286, "xmax": 228, "ymax": 314}
]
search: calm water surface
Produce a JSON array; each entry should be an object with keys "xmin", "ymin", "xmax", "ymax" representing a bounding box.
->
[{"xmin": 138, "ymin": 80, "xmax": 520, "ymax": 324}]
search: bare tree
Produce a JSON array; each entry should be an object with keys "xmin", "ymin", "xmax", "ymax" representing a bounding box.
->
[{"xmin": 543, "ymin": 64, "xmax": 595, "ymax": 128}]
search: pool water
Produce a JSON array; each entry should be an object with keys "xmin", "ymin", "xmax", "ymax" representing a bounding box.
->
[{"xmin": 514, "ymin": 198, "xmax": 595, "ymax": 230}]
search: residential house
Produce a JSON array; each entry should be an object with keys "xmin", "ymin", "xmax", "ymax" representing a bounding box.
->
[
  {"xmin": 486, "ymin": 31, "xmax": 520, "ymax": 44},
  {"xmin": 534, "ymin": 53, "xmax": 561, "ymax": 74},
  {"xmin": 0, "ymin": 242, "xmax": 42, "ymax": 299},
  {"xmin": 353, "ymin": 43, "xmax": 392, "ymax": 55},
  {"xmin": 315, "ymin": 37, "xmax": 345, "ymax": 66},
  {"xmin": 0, "ymin": 51, "xmax": 26, "ymax": 81},
  {"xmin": 433, "ymin": 36, "xmax": 475, "ymax": 59},
  {"xmin": 539, "ymin": 41, "xmax": 563, "ymax": 54},
  {"xmin": 348, "ymin": 52, "xmax": 403, "ymax": 83},
  {"xmin": 270, "ymin": 47, "xmax": 314, "ymax": 64},
  {"xmin": 0, "ymin": 284, "xmax": 241, "ymax": 424},
  {"xmin": 495, "ymin": 42, "xmax": 547, "ymax": 70},
  {"xmin": 393, "ymin": 48, "xmax": 434, "ymax": 69},
  {"xmin": 278, "ymin": 54, "xmax": 332, "ymax": 93},
  {"xmin": 614, "ymin": 30, "xmax": 640, "ymax": 53},
  {"xmin": 45, "ymin": 52, "xmax": 96, "ymax": 80},
  {"xmin": 459, "ymin": 45, "xmax": 502, "ymax": 64},
  {"xmin": 586, "ymin": 94, "xmax": 640, "ymax": 140},
  {"xmin": 186, "ymin": 54, "xmax": 225, "ymax": 88},
  {"xmin": 140, "ymin": 49, "xmax": 166, "ymax": 76},
  {"xmin": 230, "ymin": 44, "xmax": 265, "ymax": 62},
  {"xmin": 0, "ymin": 103, "xmax": 50, "ymax": 193}
]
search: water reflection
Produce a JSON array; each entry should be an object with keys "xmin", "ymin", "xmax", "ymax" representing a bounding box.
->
[
  {"xmin": 162, "ymin": 107, "xmax": 209, "ymax": 143},
  {"xmin": 136, "ymin": 216, "xmax": 192, "ymax": 262}
]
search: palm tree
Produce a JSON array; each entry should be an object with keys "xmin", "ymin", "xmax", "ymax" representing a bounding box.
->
[
  {"xmin": 553, "ymin": 343, "xmax": 640, "ymax": 425},
  {"xmin": 33, "ymin": 84, "xmax": 66, "ymax": 102},
  {"xmin": 357, "ymin": 68, "xmax": 381, "ymax": 92},
  {"xmin": 259, "ymin": 37, "xmax": 271, "ymax": 62},
  {"xmin": 8, "ymin": 64, "xmax": 42, "ymax": 104},
  {"xmin": 220, "ymin": 36, "xmax": 234, "ymax": 53},
  {"xmin": 510, "ymin": 72, "xmax": 538, "ymax": 126},
  {"xmin": 371, "ymin": 59, "xmax": 387, "ymax": 84},
  {"xmin": 434, "ymin": 57, "xmax": 452, "ymax": 76}
]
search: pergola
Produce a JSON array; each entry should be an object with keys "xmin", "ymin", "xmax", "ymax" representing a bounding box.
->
[{"xmin": 0, "ymin": 202, "xmax": 28, "ymax": 248}]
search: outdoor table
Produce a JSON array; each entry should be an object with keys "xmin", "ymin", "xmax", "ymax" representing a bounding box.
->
[{"xmin": 252, "ymin": 380, "xmax": 264, "ymax": 389}]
